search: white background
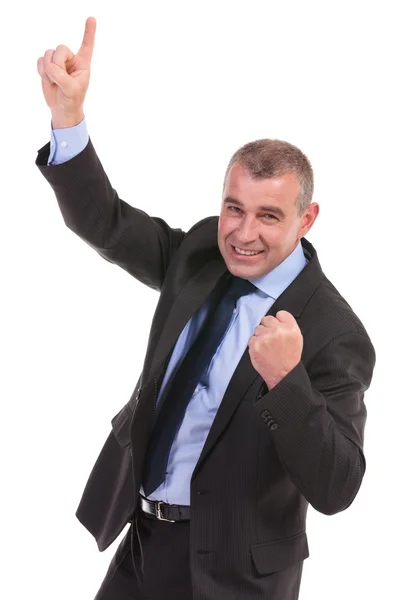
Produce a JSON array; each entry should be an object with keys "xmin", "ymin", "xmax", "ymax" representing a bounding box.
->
[{"xmin": 1, "ymin": 1, "xmax": 398, "ymax": 598}]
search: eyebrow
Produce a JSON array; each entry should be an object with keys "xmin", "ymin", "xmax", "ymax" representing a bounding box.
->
[{"xmin": 223, "ymin": 197, "xmax": 285, "ymax": 218}]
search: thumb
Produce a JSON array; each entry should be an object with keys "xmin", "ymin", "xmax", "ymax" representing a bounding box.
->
[
  {"xmin": 45, "ymin": 62, "xmax": 75, "ymax": 96},
  {"xmin": 275, "ymin": 310, "xmax": 297, "ymax": 325}
]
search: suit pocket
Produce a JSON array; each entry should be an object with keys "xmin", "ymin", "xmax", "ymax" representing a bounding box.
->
[
  {"xmin": 111, "ymin": 405, "xmax": 133, "ymax": 447},
  {"xmin": 250, "ymin": 531, "xmax": 309, "ymax": 575}
]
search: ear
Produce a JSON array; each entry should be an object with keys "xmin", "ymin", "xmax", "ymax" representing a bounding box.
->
[{"xmin": 299, "ymin": 202, "xmax": 319, "ymax": 237}]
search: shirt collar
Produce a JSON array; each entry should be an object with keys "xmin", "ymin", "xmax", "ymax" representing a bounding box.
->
[{"xmin": 247, "ymin": 240, "xmax": 308, "ymax": 300}]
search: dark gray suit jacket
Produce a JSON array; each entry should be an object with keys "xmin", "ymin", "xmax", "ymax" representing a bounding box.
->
[{"xmin": 36, "ymin": 137, "xmax": 375, "ymax": 600}]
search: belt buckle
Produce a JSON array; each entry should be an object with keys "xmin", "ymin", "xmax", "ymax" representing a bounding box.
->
[{"xmin": 156, "ymin": 501, "xmax": 175, "ymax": 522}]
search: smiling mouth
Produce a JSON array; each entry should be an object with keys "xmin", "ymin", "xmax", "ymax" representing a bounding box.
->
[{"xmin": 231, "ymin": 245, "xmax": 264, "ymax": 256}]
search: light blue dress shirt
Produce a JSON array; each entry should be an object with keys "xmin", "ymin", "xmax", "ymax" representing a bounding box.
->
[
  {"xmin": 48, "ymin": 117, "xmax": 89, "ymax": 165},
  {"xmin": 48, "ymin": 118, "xmax": 308, "ymax": 506}
]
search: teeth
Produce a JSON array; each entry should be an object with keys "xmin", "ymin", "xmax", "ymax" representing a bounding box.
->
[{"xmin": 234, "ymin": 247, "xmax": 262, "ymax": 256}]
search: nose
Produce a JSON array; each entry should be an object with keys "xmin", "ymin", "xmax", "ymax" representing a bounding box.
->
[{"xmin": 235, "ymin": 216, "xmax": 259, "ymax": 244}]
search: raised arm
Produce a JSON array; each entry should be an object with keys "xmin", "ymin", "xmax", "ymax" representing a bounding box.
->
[{"xmin": 36, "ymin": 17, "xmax": 186, "ymax": 290}]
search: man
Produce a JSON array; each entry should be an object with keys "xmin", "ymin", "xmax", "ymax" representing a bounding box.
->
[{"xmin": 36, "ymin": 17, "xmax": 375, "ymax": 600}]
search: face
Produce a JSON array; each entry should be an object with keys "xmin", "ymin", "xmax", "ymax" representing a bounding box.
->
[{"xmin": 218, "ymin": 162, "xmax": 319, "ymax": 280}]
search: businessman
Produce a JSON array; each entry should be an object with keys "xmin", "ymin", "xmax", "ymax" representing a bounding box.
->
[{"xmin": 36, "ymin": 17, "xmax": 376, "ymax": 600}]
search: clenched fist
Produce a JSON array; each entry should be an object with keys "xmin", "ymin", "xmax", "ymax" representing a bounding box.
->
[{"xmin": 248, "ymin": 310, "xmax": 303, "ymax": 390}]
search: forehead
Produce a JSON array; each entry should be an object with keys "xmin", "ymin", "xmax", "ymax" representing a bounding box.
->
[{"xmin": 223, "ymin": 162, "xmax": 300, "ymax": 209}]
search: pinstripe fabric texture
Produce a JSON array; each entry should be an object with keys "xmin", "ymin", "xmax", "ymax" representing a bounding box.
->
[
  {"xmin": 36, "ymin": 137, "xmax": 376, "ymax": 600},
  {"xmin": 94, "ymin": 514, "xmax": 192, "ymax": 600}
]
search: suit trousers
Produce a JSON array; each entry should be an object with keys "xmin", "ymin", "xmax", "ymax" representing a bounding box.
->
[{"xmin": 94, "ymin": 508, "xmax": 192, "ymax": 600}]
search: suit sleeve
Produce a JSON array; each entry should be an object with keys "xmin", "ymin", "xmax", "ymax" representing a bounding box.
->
[
  {"xmin": 254, "ymin": 331, "xmax": 376, "ymax": 515},
  {"xmin": 35, "ymin": 137, "xmax": 186, "ymax": 291}
]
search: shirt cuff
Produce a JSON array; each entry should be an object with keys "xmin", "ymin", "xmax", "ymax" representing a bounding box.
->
[{"xmin": 48, "ymin": 117, "xmax": 89, "ymax": 166}]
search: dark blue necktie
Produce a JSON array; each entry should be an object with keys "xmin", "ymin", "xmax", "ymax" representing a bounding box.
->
[{"xmin": 142, "ymin": 276, "xmax": 256, "ymax": 497}]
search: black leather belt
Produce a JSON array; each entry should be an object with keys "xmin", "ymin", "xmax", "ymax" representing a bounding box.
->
[{"xmin": 140, "ymin": 495, "xmax": 190, "ymax": 522}]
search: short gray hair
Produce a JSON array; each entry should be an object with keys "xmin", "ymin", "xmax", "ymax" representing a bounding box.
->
[{"xmin": 223, "ymin": 139, "xmax": 314, "ymax": 215}]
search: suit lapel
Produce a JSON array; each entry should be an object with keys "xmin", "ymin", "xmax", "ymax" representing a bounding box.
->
[{"xmin": 148, "ymin": 257, "xmax": 230, "ymax": 381}]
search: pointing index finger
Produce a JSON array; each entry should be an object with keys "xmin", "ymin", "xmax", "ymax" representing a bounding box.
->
[{"xmin": 79, "ymin": 16, "xmax": 96, "ymax": 61}]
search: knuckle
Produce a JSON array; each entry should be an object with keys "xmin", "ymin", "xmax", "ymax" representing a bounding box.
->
[
  {"xmin": 43, "ymin": 52, "xmax": 54, "ymax": 68},
  {"xmin": 262, "ymin": 315, "xmax": 274, "ymax": 322},
  {"xmin": 37, "ymin": 61, "xmax": 45, "ymax": 78}
]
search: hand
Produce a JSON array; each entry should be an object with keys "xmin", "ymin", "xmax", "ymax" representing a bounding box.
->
[
  {"xmin": 37, "ymin": 16, "xmax": 97, "ymax": 125},
  {"xmin": 248, "ymin": 310, "xmax": 303, "ymax": 390}
]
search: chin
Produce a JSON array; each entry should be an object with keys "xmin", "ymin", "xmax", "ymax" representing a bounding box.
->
[{"xmin": 225, "ymin": 262, "xmax": 262, "ymax": 279}]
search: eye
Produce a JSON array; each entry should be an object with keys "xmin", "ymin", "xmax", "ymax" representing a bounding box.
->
[{"xmin": 226, "ymin": 206, "xmax": 279, "ymax": 220}]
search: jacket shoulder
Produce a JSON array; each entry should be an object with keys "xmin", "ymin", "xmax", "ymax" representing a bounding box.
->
[{"xmin": 301, "ymin": 272, "xmax": 375, "ymax": 364}]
